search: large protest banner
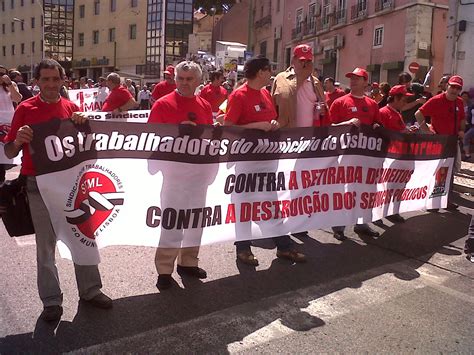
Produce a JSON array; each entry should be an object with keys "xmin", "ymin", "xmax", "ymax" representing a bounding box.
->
[
  {"xmin": 0, "ymin": 110, "xmax": 22, "ymax": 164},
  {"xmin": 30, "ymin": 119, "xmax": 457, "ymax": 265}
]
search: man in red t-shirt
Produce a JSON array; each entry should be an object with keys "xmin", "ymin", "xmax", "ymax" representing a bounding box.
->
[
  {"xmin": 416, "ymin": 75, "xmax": 465, "ymax": 136},
  {"xmin": 101, "ymin": 72, "xmax": 137, "ymax": 113},
  {"xmin": 379, "ymin": 85, "xmax": 414, "ymax": 132},
  {"xmin": 329, "ymin": 67, "xmax": 381, "ymax": 240},
  {"xmin": 148, "ymin": 61, "xmax": 212, "ymax": 290},
  {"xmin": 415, "ymin": 75, "xmax": 466, "ymax": 210},
  {"xmin": 324, "ymin": 77, "xmax": 346, "ymax": 108},
  {"xmin": 224, "ymin": 56, "xmax": 306, "ymax": 265},
  {"xmin": 151, "ymin": 65, "xmax": 177, "ymax": 104},
  {"xmin": 4, "ymin": 59, "xmax": 112, "ymax": 322},
  {"xmin": 198, "ymin": 70, "xmax": 228, "ymax": 116}
]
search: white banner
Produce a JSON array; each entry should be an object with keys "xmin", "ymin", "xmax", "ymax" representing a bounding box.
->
[
  {"xmin": 69, "ymin": 88, "xmax": 107, "ymax": 112},
  {"xmin": 31, "ymin": 120, "xmax": 456, "ymax": 265}
]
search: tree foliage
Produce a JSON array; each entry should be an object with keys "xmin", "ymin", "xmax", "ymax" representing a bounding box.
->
[{"xmin": 194, "ymin": 0, "xmax": 236, "ymax": 14}]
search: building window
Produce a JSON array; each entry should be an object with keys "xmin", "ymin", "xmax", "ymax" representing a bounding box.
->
[
  {"xmin": 10, "ymin": 0, "xmax": 13, "ymax": 9},
  {"xmin": 93, "ymin": 30, "xmax": 99, "ymax": 44},
  {"xmin": 11, "ymin": 44, "xmax": 15, "ymax": 55},
  {"xmin": 357, "ymin": 0, "xmax": 367, "ymax": 12},
  {"xmin": 259, "ymin": 41, "xmax": 267, "ymax": 57},
  {"xmin": 31, "ymin": 17, "xmax": 35, "ymax": 28},
  {"xmin": 109, "ymin": 27, "xmax": 115, "ymax": 42},
  {"xmin": 276, "ymin": 0, "xmax": 280, "ymax": 12},
  {"xmin": 1, "ymin": 23, "xmax": 4, "ymax": 34},
  {"xmin": 129, "ymin": 24, "xmax": 136, "ymax": 39},
  {"xmin": 2, "ymin": 46, "xmax": 6, "ymax": 56},
  {"xmin": 110, "ymin": 0, "xmax": 116, "ymax": 12},
  {"xmin": 20, "ymin": 0, "xmax": 23, "ymax": 5},
  {"xmin": 21, "ymin": 42, "xmax": 24, "ymax": 54},
  {"xmin": 40, "ymin": 15, "xmax": 43, "ymax": 27},
  {"xmin": 373, "ymin": 25, "xmax": 383, "ymax": 47},
  {"xmin": 11, "ymin": 21, "xmax": 14, "ymax": 32},
  {"xmin": 308, "ymin": 3, "xmax": 317, "ymax": 30},
  {"xmin": 31, "ymin": 41, "xmax": 35, "ymax": 53},
  {"xmin": 131, "ymin": 0, "xmax": 137, "ymax": 7},
  {"xmin": 79, "ymin": 5, "xmax": 85, "ymax": 18},
  {"xmin": 94, "ymin": 0, "xmax": 100, "ymax": 15},
  {"xmin": 295, "ymin": 8, "xmax": 303, "ymax": 34},
  {"xmin": 20, "ymin": 20, "xmax": 24, "ymax": 30},
  {"xmin": 78, "ymin": 33, "xmax": 84, "ymax": 46},
  {"xmin": 1, "ymin": 1, "xmax": 4, "ymax": 11}
]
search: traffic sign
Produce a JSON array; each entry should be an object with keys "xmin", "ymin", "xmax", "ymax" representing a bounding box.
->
[{"xmin": 408, "ymin": 62, "xmax": 420, "ymax": 73}]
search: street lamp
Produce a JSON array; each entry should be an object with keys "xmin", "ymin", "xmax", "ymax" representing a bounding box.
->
[{"xmin": 12, "ymin": 17, "xmax": 34, "ymax": 80}]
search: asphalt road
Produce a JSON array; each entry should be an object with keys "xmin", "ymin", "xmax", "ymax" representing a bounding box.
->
[{"xmin": 0, "ymin": 167, "xmax": 473, "ymax": 353}]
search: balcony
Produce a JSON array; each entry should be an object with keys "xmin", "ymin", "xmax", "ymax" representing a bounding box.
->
[
  {"xmin": 334, "ymin": 8, "xmax": 347, "ymax": 25},
  {"xmin": 317, "ymin": 16, "xmax": 333, "ymax": 33},
  {"xmin": 304, "ymin": 22, "xmax": 317, "ymax": 36},
  {"xmin": 350, "ymin": 4, "xmax": 368, "ymax": 21},
  {"xmin": 291, "ymin": 21, "xmax": 306, "ymax": 40},
  {"xmin": 255, "ymin": 14, "xmax": 271, "ymax": 29},
  {"xmin": 375, "ymin": 0, "xmax": 394, "ymax": 12}
]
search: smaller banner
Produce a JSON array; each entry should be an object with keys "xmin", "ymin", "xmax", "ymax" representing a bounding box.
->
[
  {"xmin": 69, "ymin": 88, "xmax": 108, "ymax": 112},
  {"xmin": 0, "ymin": 110, "xmax": 21, "ymax": 164}
]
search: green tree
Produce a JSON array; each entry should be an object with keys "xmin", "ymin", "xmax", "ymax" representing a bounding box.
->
[{"xmin": 194, "ymin": 0, "xmax": 236, "ymax": 14}]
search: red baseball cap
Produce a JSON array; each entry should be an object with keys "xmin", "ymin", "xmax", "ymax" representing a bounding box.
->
[
  {"xmin": 293, "ymin": 44, "xmax": 313, "ymax": 61},
  {"xmin": 164, "ymin": 65, "xmax": 175, "ymax": 76},
  {"xmin": 372, "ymin": 82, "xmax": 379, "ymax": 88},
  {"xmin": 389, "ymin": 85, "xmax": 414, "ymax": 97},
  {"xmin": 345, "ymin": 67, "xmax": 368, "ymax": 80},
  {"xmin": 448, "ymin": 75, "xmax": 463, "ymax": 88}
]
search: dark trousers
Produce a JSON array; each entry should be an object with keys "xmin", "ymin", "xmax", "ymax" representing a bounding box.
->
[
  {"xmin": 0, "ymin": 164, "xmax": 6, "ymax": 183},
  {"xmin": 235, "ymin": 235, "xmax": 293, "ymax": 253}
]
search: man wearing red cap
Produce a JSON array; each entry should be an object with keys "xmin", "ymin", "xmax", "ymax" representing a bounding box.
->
[
  {"xmin": 415, "ymin": 75, "xmax": 465, "ymax": 210},
  {"xmin": 271, "ymin": 44, "xmax": 326, "ymax": 128},
  {"xmin": 329, "ymin": 67, "xmax": 381, "ymax": 240},
  {"xmin": 151, "ymin": 65, "xmax": 177, "ymax": 104}
]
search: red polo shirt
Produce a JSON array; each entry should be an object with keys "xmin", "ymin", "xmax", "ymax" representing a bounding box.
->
[
  {"xmin": 101, "ymin": 85, "xmax": 133, "ymax": 112},
  {"xmin": 224, "ymin": 83, "xmax": 277, "ymax": 125},
  {"xmin": 325, "ymin": 88, "xmax": 346, "ymax": 108},
  {"xmin": 151, "ymin": 81, "xmax": 177, "ymax": 101},
  {"xmin": 199, "ymin": 83, "xmax": 228, "ymax": 113},
  {"xmin": 148, "ymin": 91, "xmax": 213, "ymax": 125},
  {"xmin": 379, "ymin": 105, "xmax": 406, "ymax": 132},
  {"xmin": 5, "ymin": 96, "xmax": 80, "ymax": 176},
  {"xmin": 329, "ymin": 94, "xmax": 380, "ymax": 126},
  {"xmin": 418, "ymin": 93, "xmax": 465, "ymax": 135}
]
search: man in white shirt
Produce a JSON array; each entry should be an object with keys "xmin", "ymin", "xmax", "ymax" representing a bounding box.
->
[
  {"xmin": 96, "ymin": 77, "xmax": 110, "ymax": 106},
  {"xmin": 137, "ymin": 85, "xmax": 151, "ymax": 110}
]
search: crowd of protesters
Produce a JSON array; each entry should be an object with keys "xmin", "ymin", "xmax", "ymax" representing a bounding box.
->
[{"xmin": 1, "ymin": 45, "xmax": 473, "ymax": 322}]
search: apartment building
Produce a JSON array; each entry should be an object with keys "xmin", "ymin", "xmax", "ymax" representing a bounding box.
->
[
  {"xmin": 1, "ymin": 0, "xmax": 194, "ymax": 81},
  {"xmin": 244, "ymin": 0, "xmax": 449, "ymax": 89}
]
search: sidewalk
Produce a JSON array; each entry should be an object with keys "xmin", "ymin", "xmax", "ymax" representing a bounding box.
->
[{"xmin": 454, "ymin": 160, "xmax": 474, "ymax": 195}]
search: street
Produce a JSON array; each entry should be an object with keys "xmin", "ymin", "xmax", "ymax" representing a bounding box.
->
[{"xmin": 0, "ymin": 163, "xmax": 473, "ymax": 354}]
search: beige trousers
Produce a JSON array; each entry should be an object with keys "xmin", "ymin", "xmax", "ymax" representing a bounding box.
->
[{"xmin": 154, "ymin": 247, "xmax": 200, "ymax": 275}]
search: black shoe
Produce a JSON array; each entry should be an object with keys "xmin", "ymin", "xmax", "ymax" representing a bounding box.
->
[
  {"xmin": 333, "ymin": 231, "xmax": 347, "ymax": 241},
  {"xmin": 387, "ymin": 214, "xmax": 405, "ymax": 223},
  {"xmin": 157, "ymin": 274, "xmax": 173, "ymax": 290},
  {"xmin": 40, "ymin": 305, "xmax": 63, "ymax": 322},
  {"xmin": 427, "ymin": 208, "xmax": 439, "ymax": 213},
  {"xmin": 177, "ymin": 265, "xmax": 207, "ymax": 279},
  {"xmin": 292, "ymin": 231, "xmax": 309, "ymax": 238},
  {"xmin": 81, "ymin": 292, "xmax": 113, "ymax": 309},
  {"xmin": 354, "ymin": 226, "xmax": 380, "ymax": 238}
]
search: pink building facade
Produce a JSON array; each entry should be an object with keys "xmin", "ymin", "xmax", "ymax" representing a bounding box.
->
[{"xmin": 242, "ymin": 0, "xmax": 448, "ymax": 90}]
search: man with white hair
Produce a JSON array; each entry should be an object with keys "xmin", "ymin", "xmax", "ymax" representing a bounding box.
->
[
  {"xmin": 102, "ymin": 72, "xmax": 137, "ymax": 113},
  {"xmin": 148, "ymin": 61, "xmax": 213, "ymax": 290}
]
